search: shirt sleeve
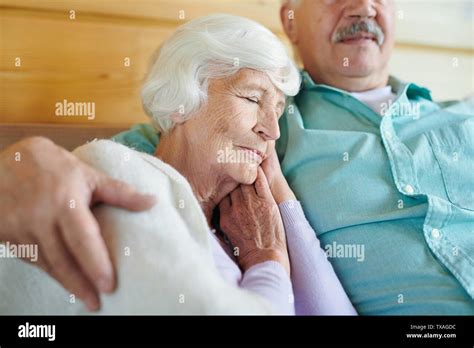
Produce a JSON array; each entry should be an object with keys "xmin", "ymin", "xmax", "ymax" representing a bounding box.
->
[
  {"xmin": 208, "ymin": 231, "xmax": 294, "ymax": 315},
  {"xmin": 240, "ymin": 261, "xmax": 295, "ymax": 315},
  {"xmin": 279, "ymin": 200, "xmax": 357, "ymax": 315}
]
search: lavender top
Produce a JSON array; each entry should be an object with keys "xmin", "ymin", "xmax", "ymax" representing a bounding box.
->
[{"xmin": 209, "ymin": 200, "xmax": 357, "ymax": 315}]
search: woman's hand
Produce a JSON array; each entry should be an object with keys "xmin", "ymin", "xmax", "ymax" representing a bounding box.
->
[
  {"xmin": 219, "ymin": 167, "xmax": 290, "ymax": 275},
  {"xmin": 261, "ymin": 143, "xmax": 296, "ymax": 204}
]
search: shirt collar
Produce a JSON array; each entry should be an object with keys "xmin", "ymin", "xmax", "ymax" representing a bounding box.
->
[{"xmin": 300, "ymin": 70, "xmax": 433, "ymax": 102}]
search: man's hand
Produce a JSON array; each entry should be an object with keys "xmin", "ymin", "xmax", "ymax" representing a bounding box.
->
[
  {"xmin": 219, "ymin": 167, "xmax": 290, "ymax": 275},
  {"xmin": 0, "ymin": 137, "xmax": 156, "ymax": 311}
]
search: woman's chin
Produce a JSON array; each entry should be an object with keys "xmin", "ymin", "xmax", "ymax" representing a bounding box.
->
[{"xmin": 231, "ymin": 164, "xmax": 258, "ymax": 185}]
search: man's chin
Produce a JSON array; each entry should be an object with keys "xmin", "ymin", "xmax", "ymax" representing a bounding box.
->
[
  {"xmin": 339, "ymin": 67, "xmax": 377, "ymax": 79},
  {"xmin": 336, "ymin": 45, "xmax": 382, "ymax": 67},
  {"xmin": 336, "ymin": 56, "xmax": 380, "ymax": 79}
]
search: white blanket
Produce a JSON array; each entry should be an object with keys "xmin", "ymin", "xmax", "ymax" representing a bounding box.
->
[{"xmin": 0, "ymin": 140, "xmax": 273, "ymax": 314}]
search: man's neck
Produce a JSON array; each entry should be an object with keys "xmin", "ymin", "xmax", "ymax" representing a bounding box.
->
[{"xmin": 307, "ymin": 68, "xmax": 390, "ymax": 93}]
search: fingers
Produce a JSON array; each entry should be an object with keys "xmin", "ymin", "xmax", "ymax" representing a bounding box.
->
[
  {"xmin": 59, "ymin": 205, "xmax": 115, "ymax": 296},
  {"xmin": 267, "ymin": 140, "xmax": 276, "ymax": 154},
  {"xmin": 255, "ymin": 167, "xmax": 272, "ymax": 199},
  {"xmin": 219, "ymin": 195, "xmax": 231, "ymax": 214},
  {"xmin": 93, "ymin": 173, "xmax": 156, "ymax": 212},
  {"xmin": 38, "ymin": 227, "xmax": 100, "ymax": 311},
  {"xmin": 230, "ymin": 185, "xmax": 244, "ymax": 205},
  {"xmin": 240, "ymin": 183, "xmax": 257, "ymax": 198}
]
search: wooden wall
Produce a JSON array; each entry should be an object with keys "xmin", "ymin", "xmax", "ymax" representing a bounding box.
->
[{"xmin": 0, "ymin": 0, "xmax": 472, "ymax": 126}]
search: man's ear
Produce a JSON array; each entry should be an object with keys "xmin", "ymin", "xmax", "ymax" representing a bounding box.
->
[{"xmin": 280, "ymin": 3, "xmax": 299, "ymax": 45}]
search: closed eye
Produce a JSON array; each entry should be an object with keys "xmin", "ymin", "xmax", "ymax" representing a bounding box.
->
[{"xmin": 242, "ymin": 96, "xmax": 259, "ymax": 104}]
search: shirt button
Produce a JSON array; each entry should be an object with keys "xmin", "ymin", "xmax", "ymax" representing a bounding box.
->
[
  {"xmin": 431, "ymin": 228, "xmax": 441, "ymax": 240},
  {"xmin": 384, "ymin": 131, "xmax": 392, "ymax": 140},
  {"xmin": 404, "ymin": 184, "xmax": 414, "ymax": 194}
]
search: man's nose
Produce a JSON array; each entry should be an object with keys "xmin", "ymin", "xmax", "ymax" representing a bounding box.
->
[
  {"xmin": 346, "ymin": 0, "xmax": 377, "ymax": 19},
  {"xmin": 254, "ymin": 114, "xmax": 280, "ymax": 141}
]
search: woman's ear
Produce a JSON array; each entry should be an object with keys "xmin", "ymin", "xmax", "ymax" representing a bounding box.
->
[
  {"xmin": 170, "ymin": 112, "xmax": 186, "ymax": 124},
  {"xmin": 280, "ymin": 3, "xmax": 299, "ymax": 45}
]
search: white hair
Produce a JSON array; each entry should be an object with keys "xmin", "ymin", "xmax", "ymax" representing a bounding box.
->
[
  {"xmin": 281, "ymin": 0, "xmax": 300, "ymax": 6},
  {"xmin": 141, "ymin": 14, "xmax": 301, "ymax": 134}
]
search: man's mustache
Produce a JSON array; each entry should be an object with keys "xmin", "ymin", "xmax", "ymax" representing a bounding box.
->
[{"xmin": 332, "ymin": 21, "xmax": 385, "ymax": 46}]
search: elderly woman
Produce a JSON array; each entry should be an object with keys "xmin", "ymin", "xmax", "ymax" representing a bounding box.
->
[{"xmin": 0, "ymin": 14, "xmax": 355, "ymax": 315}]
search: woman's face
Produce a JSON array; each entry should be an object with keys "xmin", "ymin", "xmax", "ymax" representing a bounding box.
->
[{"xmin": 179, "ymin": 68, "xmax": 286, "ymax": 185}]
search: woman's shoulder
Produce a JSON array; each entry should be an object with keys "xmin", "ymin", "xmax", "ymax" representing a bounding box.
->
[
  {"xmin": 73, "ymin": 139, "xmax": 211, "ymax": 250},
  {"xmin": 73, "ymin": 139, "xmax": 162, "ymax": 179},
  {"xmin": 72, "ymin": 139, "xmax": 193, "ymax": 206}
]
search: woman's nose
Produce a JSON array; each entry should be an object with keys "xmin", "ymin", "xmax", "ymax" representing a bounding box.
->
[{"xmin": 254, "ymin": 114, "xmax": 280, "ymax": 141}]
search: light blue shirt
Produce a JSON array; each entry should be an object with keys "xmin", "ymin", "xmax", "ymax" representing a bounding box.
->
[
  {"xmin": 276, "ymin": 71, "xmax": 474, "ymax": 314},
  {"xmin": 112, "ymin": 71, "xmax": 474, "ymax": 314}
]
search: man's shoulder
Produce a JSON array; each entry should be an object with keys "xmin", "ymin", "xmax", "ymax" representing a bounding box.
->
[{"xmin": 112, "ymin": 123, "xmax": 159, "ymax": 154}]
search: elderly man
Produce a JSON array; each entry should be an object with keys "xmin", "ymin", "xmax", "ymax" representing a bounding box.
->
[
  {"xmin": 273, "ymin": 0, "xmax": 474, "ymax": 314},
  {"xmin": 281, "ymin": 0, "xmax": 473, "ymax": 314},
  {"xmin": 1, "ymin": 0, "xmax": 473, "ymax": 314}
]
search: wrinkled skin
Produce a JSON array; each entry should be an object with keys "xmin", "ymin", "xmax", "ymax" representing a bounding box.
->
[{"xmin": 219, "ymin": 167, "xmax": 291, "ymax": 276}]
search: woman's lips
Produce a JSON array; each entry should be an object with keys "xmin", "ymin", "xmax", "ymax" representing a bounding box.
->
[{"xmin": 236, "ymin": 146, "xmax": 265, "ymax": 162}]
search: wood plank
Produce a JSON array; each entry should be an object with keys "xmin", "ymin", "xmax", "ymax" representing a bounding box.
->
[
  {"xmin": 390, "ymin": 46, "xmax": 474, "ymax": 101},
  {"xmin": 0, "ymin": 8, "xmax": 173, "ymax": 124},
  {"xmin": 395, "ymin": 0, "xmax": 473, "ymax": 50},
  {"xmin": 0, "ymin": 7, "xmax": 293, "ymax": 124},
  {"xmin": 0, "ymin": 0, "xmax": 284, "ymax": 33},
  {"xmin": 2, "ymin": 0, "xmax": 473, "ymax": 51},
  {"xmin": 0, "ymin": 123, "xmax": 130, "ymax": 150}
]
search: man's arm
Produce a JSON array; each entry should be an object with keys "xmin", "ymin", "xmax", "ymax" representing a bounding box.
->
[{"xmin": 0, "ymin": 136, "xmax": 156, "ymax": 310}]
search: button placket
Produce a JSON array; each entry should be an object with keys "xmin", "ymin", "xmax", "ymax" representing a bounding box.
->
[
  {"xmin": 404, "ymin": 184, "xmax": 415, "ymax": 195},
  {"xmin": 431, "ymin": 228, "xmax": 442, "ymax": 240},
  {"xmin": 381, "ymin": 115, "xmax": 420, "ymax": 198}
]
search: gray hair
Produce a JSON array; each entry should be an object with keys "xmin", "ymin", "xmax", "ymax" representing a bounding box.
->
[
  {"xmin": 332, "ymin": 21, "xmax": 385, "ymax": 46},
  {"xmin": 141, "ymin": 14, "xmax": 301, "ymax": 133},
  {"xmin": 281, "ymin": 0, "xmax": 300, "ymax": 6}
]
